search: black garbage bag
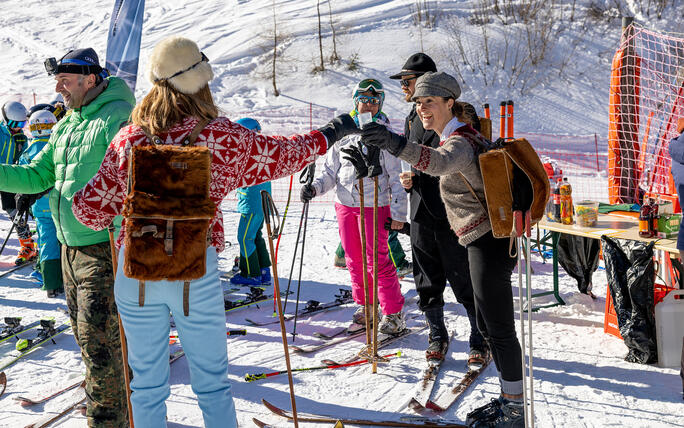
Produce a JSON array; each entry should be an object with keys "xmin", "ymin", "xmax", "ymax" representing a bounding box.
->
[
  {"xmin": 557, "ymin": 234, "xmax": 600, "ymax": 294},
  {"xmin": 601, "ymin": 236, "xmax": 657, "ymax": 364}
]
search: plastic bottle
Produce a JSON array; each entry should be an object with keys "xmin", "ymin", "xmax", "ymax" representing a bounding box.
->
[
  {"xmin": 551, "ymin": 178, "xmax": 562, "ymax": 223},
  {"xmin": 638, "ymin": 202, "xmax": 652, "ymax": 238},
  {"xmin": 559, "ymin": 177, "xmax": 573, "ymax": 225},
  {"xmin": 546, "ymin": 178, "xmax": 557, "ymax": 222}
]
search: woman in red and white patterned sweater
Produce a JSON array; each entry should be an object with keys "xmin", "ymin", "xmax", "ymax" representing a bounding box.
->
[{"xmin": 72, "ymin": 36, "xmax": 358, "ymax": 428}]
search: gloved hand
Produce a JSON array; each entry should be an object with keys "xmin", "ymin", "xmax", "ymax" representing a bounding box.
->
[
  {"xmin": 317, "ymin": 114, "xmax": 360, "ymax": 148},
  {"xmin": 340, "ymin": 143, "xmax": 368, "ymax": 179},
  {"xmin": 14, "ymin": 193, "xmax": 38, "ymax": 224},
  {"xmin": 384, "ymin": 218, "xmax": 410, "ymax": 236},
  {"xmin": 677, "ymin": 117, "xmax": 684, "ymax": 134},
  {"xmin": 366, "ymin": 145, "xmax": 383, "ymax": 178},
  {"xmin": 361, "ymin": 122, "xmax": 408, "ymax": 156},
  {"xmin": 300, "ymin": 184, "xmax": 316, "ymax": 203}
]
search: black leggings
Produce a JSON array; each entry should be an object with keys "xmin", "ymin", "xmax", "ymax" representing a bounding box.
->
[{"xmin": 467, "ymin": 231, "xmax": 522, "ymax": 384}]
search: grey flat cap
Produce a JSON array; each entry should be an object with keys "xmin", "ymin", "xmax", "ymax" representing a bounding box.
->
[{"xmin": 411, "ymin": 71, "xmax": 461, "ymax": 101}]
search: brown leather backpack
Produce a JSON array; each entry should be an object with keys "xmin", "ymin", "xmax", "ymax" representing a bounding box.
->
[
  {"xmin": 457, "ymin": 127, "xmax": 550, "ymax": 240},
  {"xmin": 122, "ymin": 119, "xmax": 215, "ymax": 315}
]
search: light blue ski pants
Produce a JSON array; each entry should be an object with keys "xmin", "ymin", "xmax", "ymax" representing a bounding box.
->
[{"xmin": 115, "ymin": 247, "xmax": 237, "ymax": 428}]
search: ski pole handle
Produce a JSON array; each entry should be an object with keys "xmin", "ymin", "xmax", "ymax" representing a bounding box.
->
[{"xmin": 245, "ymin": 373, "xmax": 270, "ymax": 382}]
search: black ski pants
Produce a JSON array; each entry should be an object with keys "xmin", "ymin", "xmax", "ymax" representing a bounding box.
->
[
  {"xmin": 467, "ymin": 231, "xmax": 522, "ymax": 388},
  {"xmin": 411, "ymin": 221, "xmax": 483, "ymax": 347}
]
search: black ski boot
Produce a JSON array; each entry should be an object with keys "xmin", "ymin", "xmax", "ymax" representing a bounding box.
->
[
  {"xmin": 466, "ymin": 397, "xmax": 525, "ymax": 428},
  {"xmin": 424, "ymin": 307, "xmax": 449, "ymax": 362},
  {"xmin": 426, "ymin": 339, "xmax": 448, "ymax": 363},
  {"xmin": 466, "ymin": 397, "xmax": 503, "ymax": 426}
]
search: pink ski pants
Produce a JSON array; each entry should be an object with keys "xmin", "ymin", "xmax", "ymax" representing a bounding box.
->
[{"xmin": 335, "ymin": 203, "xmax": 404, "ymax": 315}]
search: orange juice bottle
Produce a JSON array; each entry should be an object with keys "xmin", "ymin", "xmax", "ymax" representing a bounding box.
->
[{"xmin": 559, "ymin": 178, "xmax": 573, "ymax": 225}]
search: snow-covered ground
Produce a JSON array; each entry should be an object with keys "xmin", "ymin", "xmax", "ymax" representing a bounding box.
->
[
  {"xmin": 1, "ymin": 199, "xmax": 683, "ymax": 427},
  {"xmin": 1, "ymin": 0, "xmax": 684, "ymax": 427}
]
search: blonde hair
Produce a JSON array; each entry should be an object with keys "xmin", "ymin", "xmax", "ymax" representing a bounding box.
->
[{"xmin": 131, "ymin": 80, "xmax": 219, "ymax": 135}]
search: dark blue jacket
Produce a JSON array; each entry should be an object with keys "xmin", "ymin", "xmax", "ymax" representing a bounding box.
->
[{"xmin": 667, "ymin": 131, "xmax": 684, "ymax": 249}]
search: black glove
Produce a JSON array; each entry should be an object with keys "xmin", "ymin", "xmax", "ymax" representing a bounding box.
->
[
  {"xmin": 300, "ymin": 184, "xmax": 316, "ymax": 203},
  {"xmin": 14, "ymin": 193, "xmax": 39, "ymax": 223},
  {"xmin": 384, "ymin": 218, "xmax": 411, "ymax": 236},
  {"xmin": 361, "ymin": 122, "xmax": 408, "ymax": 156},
  {"xmin": 366, "ymin": 145, "xmax": 383, "ymax": 178},
  {"xmin": 340, "ymin": 143, "xmax": 368, "ymax": 180},
  {"xmin": 317, "ymin": 114, "xmax": 360, "ymax": 148}
]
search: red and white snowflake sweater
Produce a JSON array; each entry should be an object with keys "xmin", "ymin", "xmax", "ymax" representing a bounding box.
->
[{"xmin": 72, "ymin": 116, "xmax": 326, "ymax": 253}]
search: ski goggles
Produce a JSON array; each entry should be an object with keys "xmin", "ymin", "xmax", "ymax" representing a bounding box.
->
[
  {"xmin": 356, "ymin": 95, "xmax": 381, "ymax": 105},
  {"xmin": 356, "ymin": 78, "xmax": 384, "ymax": 94},
  {"xmin": 6, "ymin": 120, "xmax": 26, "ymax": 129},
  {"xmin": 44, "ymin": 54, "xmax": 103, "ymax": 76},
  {"xmin": 29, "ymin": 122, "xmax": 54, "ymax": 132}
]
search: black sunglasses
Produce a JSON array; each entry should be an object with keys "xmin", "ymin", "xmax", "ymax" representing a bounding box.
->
[{"xmin": 400, "ymin": 76, "xmax": 419, "ymax": 87}]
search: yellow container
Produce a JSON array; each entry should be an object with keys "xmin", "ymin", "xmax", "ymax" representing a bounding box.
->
[{"xmin": 575, "ymin": 200, "xmax": 599, "ymax": 227}]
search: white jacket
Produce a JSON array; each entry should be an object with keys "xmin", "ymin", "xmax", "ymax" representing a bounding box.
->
[{"xmin": 312, "ymin": 133, "xmax": 408, "ymax": 221}]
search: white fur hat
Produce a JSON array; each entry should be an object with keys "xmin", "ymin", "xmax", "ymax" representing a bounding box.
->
[{"xmin": 147, "ymin": 36, "xmax": 214, "ymax": 94}]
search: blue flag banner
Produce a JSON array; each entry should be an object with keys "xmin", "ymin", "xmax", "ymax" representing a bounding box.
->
[{"xmin": 106, "ymin": 0, "xmax": 145, "ymax": 93}]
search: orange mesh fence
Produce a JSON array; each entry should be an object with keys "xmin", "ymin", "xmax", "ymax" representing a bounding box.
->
[{"xmin": 608, "ymin": 24, "xmax": 684, "ymax": 204}]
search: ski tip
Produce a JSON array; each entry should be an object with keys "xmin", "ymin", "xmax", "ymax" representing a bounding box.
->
[
  {"xmin": 252, "ymin": 417, "xmax": 271, "ymax": 428},
  {"xmin": 15, "ymin": 397, "xmax": 34, "ymax": 407},
  {"xmin": 0, "ymin": 371, "xmax": 6, "ymax": 397},
  {"xmin": 407, "ymin": 398, "xmax": 424, "ymax": 411},
  {"xmin": 425, "ymin": 400, "xmax": 445, "ymax": 412}
]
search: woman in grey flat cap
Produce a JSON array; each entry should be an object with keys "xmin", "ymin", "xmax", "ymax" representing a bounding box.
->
[{"xmin": 361, "ymin": 71, "xmax": 525, "ymax": 428}]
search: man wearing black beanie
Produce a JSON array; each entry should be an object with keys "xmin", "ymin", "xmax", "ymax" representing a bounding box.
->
[{"xmin": 389, "ymin": 53, "xmax": 487, "ymax": 365}]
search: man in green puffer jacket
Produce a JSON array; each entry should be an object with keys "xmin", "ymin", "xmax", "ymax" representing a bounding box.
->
[{"xmin": 0, "ymin": 48, "xmax": 134, "ymax": 428}]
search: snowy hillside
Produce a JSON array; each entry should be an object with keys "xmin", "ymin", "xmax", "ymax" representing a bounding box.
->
[
  {"xmin": 0, "ymin": 0, "xmax": 682, "ymax": 135},
  {"xmin": 1, "ymin": 0, "xmax": 684, "ymax": 427}
]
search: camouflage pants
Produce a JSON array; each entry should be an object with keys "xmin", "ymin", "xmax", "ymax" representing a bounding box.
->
[{"xmin": 62, "ymin": 241, "xmax": 129, "ymax": 428}]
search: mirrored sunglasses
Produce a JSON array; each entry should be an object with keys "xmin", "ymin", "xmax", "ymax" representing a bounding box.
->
[
  {"xmin": 356, "ymin": 96, "xmax": 381, "ymax": 105},
  {"xmin": 400, "ymin": 76, "xmax": 418, "ymax": 88}
]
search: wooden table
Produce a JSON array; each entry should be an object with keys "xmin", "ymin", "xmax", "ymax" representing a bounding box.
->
[{"xmin": 535, "ymin": 213, "xmax": 679, "ymax": 310}]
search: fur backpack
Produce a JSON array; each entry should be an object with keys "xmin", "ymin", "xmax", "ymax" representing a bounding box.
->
[
  {"xmin": 456, "ymin": 126, "xmax": 550, "ymax": 240},
  {"xmin": 122, "ymin": 119, "xmax": 215, "ymax": 316}
]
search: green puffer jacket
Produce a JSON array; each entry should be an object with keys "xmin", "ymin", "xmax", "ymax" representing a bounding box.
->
[{"xmin": 0, "ymin": 76, "xmax": 135, "ymax": 247}]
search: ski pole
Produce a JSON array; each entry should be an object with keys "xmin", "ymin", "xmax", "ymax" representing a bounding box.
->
[
  {"xmin": 169, "ymin": 329, "xmax": 246, "ymax": 344},
  {"xmin": 273, "ymin": 174, "xmax": 294, "ymax": 316},
  {"xmin": 244, "ymin": 351, "xmax": 401, "ymax": 382},
  {"xmin": 499, "ymin": 101, "xmax": 506, "ymax": 140},
  {"xmin": 372, "ymin": 176, "xmax": 380, "ymax": 374},
  {"xmin": 108, "ymin": 224, "xmax": 134, "ymax": 428},
  {"xmin": 283, "ymin": 200, "xmax": 307, "ymax": 313},
  {"xmin": 524, "ymin": 211, "xmax": 535, "ymax": 427},
  {"xmin": 261, "ymin": 190, "xmax": 299, "ymax": 428},
  {"xmin": 506, "ymin": 100, "xmax": 515, "ymax": 139},
  {"xmin": 291, "ymin": 164, "xmax": 316, "ymax": 341},
  {"xmin": 0, "ymin": 222, "xmax": 15, "ymax": 258},
  {"xmin": 358, "ymin": 178, "xmax": 372, "ymax": 348}
]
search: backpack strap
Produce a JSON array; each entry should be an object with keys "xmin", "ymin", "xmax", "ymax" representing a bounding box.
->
[
  {"xmin": 183, "ymin": 282, "xmax": 190, "ymax": 316},
  {"xmin": 138, "ymin": 118, "xmax": 211, "ymax": 147},
  {"xmin": 138, "ymin": 281, "xmax": 145, "ymax": 307},
  {"xmin": 183, "ymin": 118, "xmax": 211, "ymax": 146}
]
